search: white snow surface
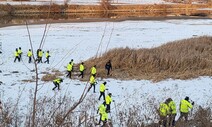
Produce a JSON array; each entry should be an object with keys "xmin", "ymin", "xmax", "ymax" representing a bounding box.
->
[{"xmin": 0, "ymin": 19, "xmax": 212, "ymax": 124}]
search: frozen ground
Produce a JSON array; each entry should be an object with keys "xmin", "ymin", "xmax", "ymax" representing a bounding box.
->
[{"xmin": 0, "ymin": 19, "xmax": 212, "ymax": 124}]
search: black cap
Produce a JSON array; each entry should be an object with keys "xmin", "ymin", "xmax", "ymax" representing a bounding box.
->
[{"xmin": 185, "ymin": 96, "xmax": 189, "ymax": 101}]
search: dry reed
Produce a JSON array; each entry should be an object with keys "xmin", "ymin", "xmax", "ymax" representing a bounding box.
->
[{"xmin": 84, "ymin": 36, "xmax": 212, "ymax": 81}]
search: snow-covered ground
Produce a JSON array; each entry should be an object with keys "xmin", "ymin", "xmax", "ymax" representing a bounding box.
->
[{"xmin": 0, "ymin": 19, "xmax": 212, "ymax": 124}]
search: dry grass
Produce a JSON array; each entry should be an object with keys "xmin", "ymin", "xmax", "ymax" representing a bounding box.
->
[
  {"xmin": 41, "ymin": 69, "xmax": 64, "ymax": 81},
  {"xmin": 1, "ymin": 3, "xmax": 211, "ymax": 18},
  {"xmin": 84, "ymin": 36, "xmax": 212, "ymax": 81}
]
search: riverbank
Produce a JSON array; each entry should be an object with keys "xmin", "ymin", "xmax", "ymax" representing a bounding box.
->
[
  {"xmin": 0, "ymin": 15, "xmax": 211, "ymax": 28},
  {"xmin": 0, "ymin": 3, "xmax": 212, "ymax": 18}
]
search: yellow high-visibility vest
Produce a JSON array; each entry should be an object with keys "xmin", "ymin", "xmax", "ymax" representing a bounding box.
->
[
  {"xmin": 67, "ymin": 63, "xmax": 72, "ymax": 71},
  {"xmin": 98, "ymin": 104, "xmax": 106, "ymax": 114},
  {"xmin": 101, "ymin": 112, "xmax": 108, "ymax": 121},
  {"xmin": 14, "ymin": 51, "xmax": 19, "ymax": 56},
  {"xmin": 38, "ymin": 51, "xmax": 43, "ymax": 57},
  {"xmin": 79, "ymin": 64, "xmax": 84, "ymax": 72},
  {"xmin": 18, "ymin": 49, "xmax": 22, "ymax": 55},
  {"xmin": 159, "ymin": 103, "xmax": 169, "ymax": 116},
  {"xmin": 180, "ymin": 99, "xmax": 192, "ymax": 113},
  {"xmin": 27, "ymin": 51, "xmax": 32, "ymax": 57},
  {"xmin": 46, "ymin": 52, "xmax": 50, "ymax": 58},
  {"xmin": 100, "ymin": 83, "xmax": 106, "ymax": 92},
  {"xmin": 53, "ymin": 78, "xmax": 62, "ymax": 84},
  {"xmin": 168, "ymin": 100, "xmax": 177, "ymax": 114},
  {"xmin": 89, "ymin": 75, "xmax": 95, "ymax": 84},
  {"xmin": 106, "ymin": 95, "xmax": 112, "ymax": 105},
  {"xmin": 91, "ymin": 66, "xmax": 96, "ymax": 75}
]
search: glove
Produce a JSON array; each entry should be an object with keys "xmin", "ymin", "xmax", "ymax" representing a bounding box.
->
[
  {"xmin": 113, "ymin": 100, "xmax": 115, "ymax": 102},
  {"xmin": 192, "ymin": 102, "xmax": 194, "ymax": 105}
]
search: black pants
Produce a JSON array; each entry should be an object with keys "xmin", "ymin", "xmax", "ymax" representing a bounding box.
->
[
  {"xmin": 52, "ymin": 82, "xmax": 60, "ymax": 90},
  {"xmin": 44, "ymin": 57, "xmax": 49, "ymax": 64},
  {"xmin": 14, "ymin": 56, "xmax": 20, "ymax": 62},
  {"xmin": 89, "ymin": 83, "xmax": 96, "ymax": 93},
  {"xmin": 92, "ymin": 74, "xmax": 96, "ymax": 77},
  {"xmin": 98, "ymin": 114, "xmax": 102, "ymax": 124},
  {"xmin": 78, "ymin": 71, "xmax": 84, "ymax": 78},
  {"xmin": 179, "ymin": 112, "xmax": 188, "ymax": 121},
  {"xmin": 37, "ymin": 57, "xmax": 43, "ymax": 63},
  {"xmin": 106, "ymin": 104, "xmax": 110, "ymax": 113},
  {"xmin": 106, "ymin": 69, "xmax": 110, "ymax": 76},
  {"xmin": 66, "ymin": 71, "xmax": 72, "ymax": 78},
  {"xmin": 169, "ymin": 114, "xmax": 176, "ymax": 126},
  {"xmin": 19, "ymin": 54, "xmax": 22, "ymax": 60},
  {"xmin": 159, "ymin": 115, "xmax": 167, "ymax": 127},
  {"xmin": 101, "ymin": 121, "xmax": 107, "ymax": 127},
  {"xmin": 98, "ymin": 92, "xmax": 105, "ymax": 101},
  {"xmin": 28, "ymin": 57, "xmax": 32, "ymax": 63}
]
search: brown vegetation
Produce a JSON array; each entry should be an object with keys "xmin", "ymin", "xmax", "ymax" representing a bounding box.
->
[
  {"xmin": 0, "ymin": 3, "xmax": 212, "ymax": 18},
  {"xmin": 84, "ymin": 36, "xmax": 212, "ymax": 81},
  {"xmin": 1, "ymin": 95, "xmax": 211, "ymax": 126},
  {"xmin": 41, "ymin": 69, "xmax": 64, "ymax": 81}
]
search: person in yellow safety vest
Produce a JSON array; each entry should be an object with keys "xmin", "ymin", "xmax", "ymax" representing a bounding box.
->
[
  {"xmin": 27, "ymin": 49, "xmax": 32, "ymax": 63},
  {"xmin": 101, "ymin": 111, "xmax": 108, "ymax": 127},
  {"xmin": 97, "ymin": 101, "xmax": 106, "ymax": 125},
  {"xmin": 44, "ymin": 50, "xmax": 51, "ymax": 64},
  {"xmin": 179, "ymin": 96, "xmax": 194, "ymax": 122},
  {"xmin": 37, "ymin": 49, "xmax": 43, "ymax": 63},
  {"xmin": 14, "ymin": 48, "xmax": 20, "ymax": 62},
  {"xmin": 66, "ymin": 59, "xmax": 73, "ymax": 78},
  {"xmin": 167, "ymin": 98, "xmax": 177, "ymax": 127},
  {"xmin": 88, "ymin": 74, "xmax": 96, "ymax": 93},
  {"xmin": 18, "ymin": 47, "xmax": 22, "ymax": 60},
  {"xmin": 78, "ymin": 62, "xmax": 85, "ymax": 78},
  {"xmin": 52, "ymin": 78, "xmax": 63, "ymax": 90},
  {"xmin": 159, "ymin": 100, "xmax": 170, "ymax": 127},
  {"xmin": 106, "ymin": 93, "xmax": 113, "ymax": 113},
  {"xmin": 90, "ymin": 65, "xmax": 97, "ymax": 77},
  {"xmin": 98, "ymin": 82, "xmax": 107, "ymax": 101}
]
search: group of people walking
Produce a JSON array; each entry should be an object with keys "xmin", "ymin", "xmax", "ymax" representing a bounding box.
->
[
  {"xmin": 14, "ymin": 48, "xmax": 50, "ymax": 64},
  {"xmin": 14, "ymin": 47, "xmax": 22, "ymax": 62},
  {"xmin": 52, "ymin": 59, "xmax": 113, "ymax": 126},
  {"xmin": 13, "ymin": 47, "xmax": 197, "ymax": 126},
  {"xmin": 159, "ymin": 96, "xmax": 194, "ymax": 127}
]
